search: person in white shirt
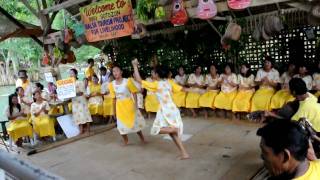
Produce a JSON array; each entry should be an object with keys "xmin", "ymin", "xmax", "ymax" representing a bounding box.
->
[
  {"xmin": 173, "ymin": 66, "xmax": 188, "ymax": 108},
  {"xmin": 293, "ymin": 64, "xmax": 313, "ymax": 91}
]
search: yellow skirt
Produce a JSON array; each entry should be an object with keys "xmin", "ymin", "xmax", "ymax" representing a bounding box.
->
[
  {"xmin": 199, "ymin": 90, "xmax": 219, "ymax": 108},
  {"xmin": 68, "ymin": 102, "xmax": 72, "ymax": 113},
  {"xmin": 172, "ymin": 91, "xmax": 186, "ymax": 107},
  {"xmin": 232, "ymin": 90, "xmax": 254, "ymax": 112},
  {"xmin": 48, "ymin": 106, "xmax": 64, "ymax": 115},
  {"xmin": 214, "ymin": 91, "xmax": 237, "ymax": 110},
  {"xmin": 103, "ymin": 96, "xmax": 114, "ymax": 116},
  {"xmin": 145, "ymin": 94, "xmax": 159, "ymax": 112},
  {"xmin": 88, "ymin": 104, "xmax": 103, "ymax": 115},
  {"xmin": 186, "ymin": 92, "xmax": 201, "ymax": 108},
  {"xmin": 33, "ymin": 115, "xmax": 56, "ymax": 137},
  {"xmin": 315, "ymin": 91, "xmax": 320, "ymax": 98},
  {"xmin": 270, "ymin": 89, "xmax": 295, "ymax": 110},
  {"xmin": 251, "ymin": 88, "xmax": 275, "ymax": 112},
  {"xmin": 7, "ymin": 119, "xmax": 33, "ymax": 142}
]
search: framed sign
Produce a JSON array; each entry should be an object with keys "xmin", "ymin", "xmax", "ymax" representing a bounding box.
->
[{"xmin": 56, "ymin": 78, "xmax": 76, "ymax": 100}]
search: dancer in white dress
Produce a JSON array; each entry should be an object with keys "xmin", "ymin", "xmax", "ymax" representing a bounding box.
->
[{"xmin": 132, "ymin": 59, "xmax": 190, "ymax": 160}]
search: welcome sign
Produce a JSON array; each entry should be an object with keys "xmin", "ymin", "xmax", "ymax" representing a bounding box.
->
[{"xmin": 80, "ymin": 0, "xmax": 134, "ymax": 42}]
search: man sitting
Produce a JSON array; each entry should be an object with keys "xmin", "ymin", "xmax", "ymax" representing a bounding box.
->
[{"xmin": 257, "ymin": 120, "xmax": 320, "ymax": 179}]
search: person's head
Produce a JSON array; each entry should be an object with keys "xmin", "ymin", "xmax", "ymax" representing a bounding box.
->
[
  {"xmin": 100, "ymin": 66, "xmax": 107, "ymax": 76},
  {"xmin": 178, "ymin": 66, "xmax": 185, "ymax": 76},
  {"xmin": 224, "ymin": 64, "xmax": 233, "ymax": 75},
  {"xmin": 264, "ymin": 57, "xmax": 274, "ymax": 71},
  {"xmin": 112, "ymin": 65, "xmax": 123, "ymax": 80},
  {"xmin": 15, "ymin": 87, "xmax": 24, "ymax": 97},
  {"xmin": 92, "ymin": 74, "xmax": 99, "ymax": 84},
  {"xmin": 8, "ymin": 93, "xmax": 20, "ymax": 116},
  {"xmin": 195, "ymin": 66, "xmax": 202, "ymax": 75},
  {"xmin": 287, "ymin": 63, "xmax": 296, "ymax": 74},
  {"xmin": 18, "ymin": 70, "xmax": 28, "ymax": 83},
  {"xmin": 154, "ymin": 65, "xmax": 169, "ymax": 79},
  {"xmin": 298, "ymin": 65, "xmax": 308, "ymax": 76},
  {"xmin": 257, "ymin": 120, "xmax": 309, "ymax": 177},
  {"xmin": 209, "ymin": 65, "xmax": 217, "ymax": 75},
  {"xmin": 289, "ymin": 78, "xmax": 308, "ymax": 100},
  {"xmin": 33, "ymin": 91, "xmax": 42, "ymax": 102},
  {"xmin": 69, "ymin": 68, "xmax": 78, "ymax": 79},
  {"xmin": 87, "ymin": 58, "xmax": 94, "ymax": 67},
  {"xmin": 168, "ymin": 69, "xmax": 173, "ymax": 79},
  {"xmin": 35, "ymin": 82, "xmax": 44, "ymax": 92}
]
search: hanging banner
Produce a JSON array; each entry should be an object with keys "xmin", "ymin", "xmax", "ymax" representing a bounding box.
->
[{"xmin": 80, "ymin": 0, "xmax": 134, "ymax": 42}]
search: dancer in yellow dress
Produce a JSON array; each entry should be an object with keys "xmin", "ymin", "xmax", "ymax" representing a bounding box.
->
[
  {"xmin": 293, "ymin": 64, "xmax": 313, "ymax": 91},
  {"xmin": 85, "ymin": 58, "xmax": 96, "ymax": 83},
  {"xmin": 109, "ymin": 65, "xmax": 146, "ymax": 145},
  {"xmin": 70, "ymin": 69, "xmax": 93, "ymax": 134},
  {"xmin": 30, "ymin": 91, "xmax": 56, "ymax": 140},
  {"xmin": 232, "ymin": 64, "xmax": 255, "ymax": 120},
  {"xmin": 270, "ymin": 63, "xmax": 296, "ymax": 110},
  {"xmin": 173, "ymin": 67, "xmax": 188, "ymax": 108},
  {"xmin": 99, "ymin": 66, "xmax": 114, "ymax": 121},
  {"xmin": 199, "ymin": 65, "xmax": 219, "ymax": 118},
  {"xmin": 132, "ymin": 59, "xmax": 190, "ymax": 160},
  {"xmin": 145, "ymin": 69, "xmax": 160, "ymax": 119},
  {"xmin": 87, "ymin": 74, "xmax": 104, "ymax": 120},
  {"xmin": 251, "ymin": 58, "xmax": 280, "ymax": 112},
  {"xmin": 6, "ymin": 93, "xmax": 33, "ymax": 147},
  {"xmin": 313, "ymin": 62, "xmax": 320, "ymax": 98},
  {"xmin": 186, "ymin": 66, "xmax": 205, "ymax": 117},
  {"xmin": 214, "ymin": 64, "xmax": 238, "ymax": 118}
]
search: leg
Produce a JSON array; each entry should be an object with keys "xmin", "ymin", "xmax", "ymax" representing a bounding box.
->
[
  {"xmin": 190, "ymin": 109, "xmax": 197, "ymax": 118},
  {"xmin": 121, "ymin": 134, "xmax": 129, "ymax": 146},
  {"xmin": 87, "ymin": 123, "xmax": 91, "ymax": 133},
  {"xmin": 159, "ymin": 127, "xmax": 179, "ymax": 134},
  {"xmin": 170, "ymin": 133, "xmax": 190, "ymax": 160},
  {"xmin": 204, "ymin": 109, "xmax": 208, "ymax": 119},
  {"xmin": 137, "ymin": 131, "xmax": 147, "ymax": 144}
]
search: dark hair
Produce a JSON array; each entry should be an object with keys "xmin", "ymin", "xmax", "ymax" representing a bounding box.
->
[
  {"xmin": 257, "ymin": 120, "xmax": 309, "ymax": 161},
  {"xmin": 224, "ymin": 63, "xmax": 234, "ymax": 73},
  {"xmin": 15, "ymin": 87, "xmax": 23, "ymax": 94},
  {"xmin": 8, "ymin": 93, "xmax": 21, "ymax": 116},
  {"xmin": 289, "ymin": 78, "xmax": 307, "ymax": 96},
  {"xmin": 92, "ymin": 74, "xmax": 98, "ymax": 80},
  {"xmin": 33, "ymin": 91, "xmax": 41, "ymax": 102},
  {"xmin": 155, "ymin": 65, "xmax": 169, "ymax": 79},
  {"xmin": 87, "ymin": 58, "xmax": 94, "ymax": 64},
  {"xmin": 194, "ymin": 65, "xmax": 202, "ymax": 71},
  {"xmin": 35, "ymin": 82, "xmax": 44, "ymax": 90},
  {"xmin": 265, "ymin": 56, "xmax": 274, "ymax": 65},
  {"xmin": 99, "ymin": 66, "xmax": 107, "ymax": 71},
  {"xmin": 112, "ymin": 64, "xmax": 122, "ymax": 71},
  {"xmin": 70, "ymin": 68, "xmax": 78, "ymax": 79},
  {"xmin": 240, "ymin": 64, "xmax": 252, "ymax": 78},
  {"xmin": 18, "ymin": 70, "xmax": 27, "ymax": 75}
]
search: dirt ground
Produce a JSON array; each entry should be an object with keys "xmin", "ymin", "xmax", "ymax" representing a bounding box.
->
[{"xmin": 24, "ymin": 117, "xmax": 263, "ymax": 180}]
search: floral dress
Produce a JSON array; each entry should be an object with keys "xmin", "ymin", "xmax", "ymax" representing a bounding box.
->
[
  {"xmin": 109, "ymin": 78, "xmax": 145, "ymax": 135},
  {"xmin": 72, "ymin": 80, "xmax": 93, "ymax": 125},
  {"xmin": 142, "ymin": 80, "xmax": 184, "ymax": 135}
]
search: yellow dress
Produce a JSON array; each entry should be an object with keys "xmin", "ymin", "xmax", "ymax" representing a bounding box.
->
[
  {"xmin": 199, "ymin": 74, "xmax": 219, "ymax": 108},
  {"xmin": 313, "ymin": 73, "xmax": 320, "ymax": 98},
  {"xmin": 251, "ymin": 68, "xmax": 280, "ymax": 112},
  {"xmin": 87, "ymin": 83, "xmax": 103, "ymax": 115},
  {"xmin": 16, "ymin": 79, "xmax": 33, "ymax": 99},
  {"xmin": 30, "ymin": 101, "xmax": 55, "ymax": 137},
  {"xmin": 214, "ymin": 73, "xmax": 238, "ymax": 110},
  {"xmin": 85, "ymin": 67, "xmax": 95, "ymax": 79},
  {"xmin": 18, "ymin": 95, "xmax": 32, "ymax": 121},
  {"xmin": 101, "ymin": 82, "xmax": 114, "ymax": 116},
  {"xmin": 173, "ymin": 74, "xmax": 188, "ymax": 107},
  {"xmin": 232, "ymin": 74, "xmax": 255, "ymax": 112},
  {"xmin": 186, "ymin": 73, "xmax": 205, "ymax": 108},
  {"xmin": 145, "ymin": 77, "xmax": 160, "ymax": 112},
  {"xmin": 6, "ymin": 107, "xmax": 33, "ymax": 142},
  {"xmin": 293, "ymin": 160, "xmax": 320, "ymax": 180},
  {"xmin": 292, "ymin": 93, "xmax": 320, "ymax": 132},
  {"xmin": 109, "ymin": 78, "xmax": 145, "ymax": 135},
  {"xmin": 270, "ymin": 72, "xmax": 295, "ymax": 110}
]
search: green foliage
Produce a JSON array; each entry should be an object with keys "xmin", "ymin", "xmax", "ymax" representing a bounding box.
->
[{"xmin": 72, "ymin": 45, "xmax": 100, "ymax": 62}]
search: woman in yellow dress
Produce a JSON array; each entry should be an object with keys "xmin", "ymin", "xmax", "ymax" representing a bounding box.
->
[
  {"xmin": 35, "ymin": 82, "xmax": 50, "ymax": 101},
  {"xmin": 232, "ymin": 64, "xmax": 255, "ymax": 120},
  {"xmin": 132, "ymin": 59, "xmax": 190, "ymax": 160},
  {"xmin": 186, "ymin": 66, "xmax": 205, "ymax": 118},
  {"xmin": 87, "ymin": 74, "xmax": 104, "ymax": 121},
  {"xmin": 145, "ymin": 69, "xmax": 160, "ymax": 119},
  {"xmin": 16, "ymin": 87, "xmax": 32, "ymax": 119},
  {"xmin": 293, "ymin": 64, "xmax": 313, "ymax": 91},
  {"xmin": 30, "ymin": 91, "xmax": 56, "ymax": 141},
  {"xmin": 199, "ymin": 65, "xmax": 219, "ymax": 118},
  {"xmin": 109, "ymin": 65, "xmax": 146, "ymax": 145},
  {"xmin": 313, "ymin": 62, "xmax": 320, "ymax": 98},
  {"xmin": 100, "ymin": 66, "xmax": 114, "ymax": 122},
  {"xmin": 70, "ymin": 68, "xmax": 93, "ymax": 134},
  {"xmin": 214, "ymin": 64, "xmax": 238, "ymax": 118},
  {"xmin": 6, "ymin": 93, "xmax": 33, "ymax": 147},
  {"xmin": 270, "ymin": 63, "xmax": 296, "ymax": 110},
  {"xmin": 173, "ymin": 67, "xmax": 188, "ymax": 108},
  {"xmin": 251, "ymin": 58, "xmax": 280, "ymax": 112}
]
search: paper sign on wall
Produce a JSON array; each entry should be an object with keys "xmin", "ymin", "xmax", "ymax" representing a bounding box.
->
[{"xmin": 44, "ymin": 72, "xmax": 56, "ymax": 83}]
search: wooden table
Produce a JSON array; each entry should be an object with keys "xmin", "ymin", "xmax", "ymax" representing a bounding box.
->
[{"xmin": 49, "ymin": 99, "xmax": 72, "ymax": 117}]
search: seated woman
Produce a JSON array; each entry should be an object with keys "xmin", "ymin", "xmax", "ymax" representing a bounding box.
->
[
  {"xmin": 312, "ymin": 61, "xmax": 320, "ymax": 98},
  {"xmin": 34, "ymin": 82, "xmax": 49, "ymax": 101},
  {"xmin": 6, "ymin": 93, "xmax": 33, "ymax": 148},
  {"xmin": 214, "ymin": 64, "xmax": 238, "ymax": 119},
  {"xmin": 199, "ymin": 65, "xmax": 219, "ymax": 118},
  {"xmin": 232, "ymin": 64, "xmax": 255, "ymax": 120},
  {"xmin": 145, "ymin": 69, "xmax": 160, "ymax": 119},
  {"xmin": 30, "ymin": 91, "xmax": 56, "ymax": 142},
  {"xmin": 16, "ymin": 87, "xmax": 33, "ymax": 119},
  {"xmin": 251, "ymin": 57, "xmax": 280, "ymax": 112},
  {"xmin": 47, "ymin": 82, "xmax": 64, "ymax": 115},
  {"xmin": 186, "ymin": 66, "xmax": 205, "ymax": 118},
  {"xmin": 270, "ymin": 63, "xmax": 296, "ymax": 110},
  {"xmin": 86, "ymin": 74, "xmax": 104, "ymax": 121},
  {"xmin": 173, "ymin": 67, "xmax": 188, "ymax": 108},
  {"xmin": 294, "ymin": 64, "xmax": 313, "ymax": 91}
]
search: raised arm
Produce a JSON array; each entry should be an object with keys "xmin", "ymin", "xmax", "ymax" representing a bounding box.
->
[{"xmin": 132, "ymin": 59, "xmax": 142, "ymax": 83}]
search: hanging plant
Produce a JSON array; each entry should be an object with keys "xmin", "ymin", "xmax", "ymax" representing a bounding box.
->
[{"xmin": 136, "ymin": 0, "xmax": 158, "ymax": 22}]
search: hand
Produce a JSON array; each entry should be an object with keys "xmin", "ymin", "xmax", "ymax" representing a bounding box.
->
[{"xmin": 132, "ymin": 58, "xmax": 139, "ymax": 66}]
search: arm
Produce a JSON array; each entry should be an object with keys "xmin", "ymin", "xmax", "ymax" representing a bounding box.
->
[{"xmin": 132, "ymin": 59, "xmax": 142, "ymax": 83}]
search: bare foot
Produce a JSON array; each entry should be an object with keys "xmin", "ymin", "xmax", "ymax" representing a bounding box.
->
[
  {"xmin": 141, "ymin": 140, "xmax": 148, "ymax": 145},
  {"xmin": 179, "ymin": 154, "xmax": 191, "ymax": 160}
]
